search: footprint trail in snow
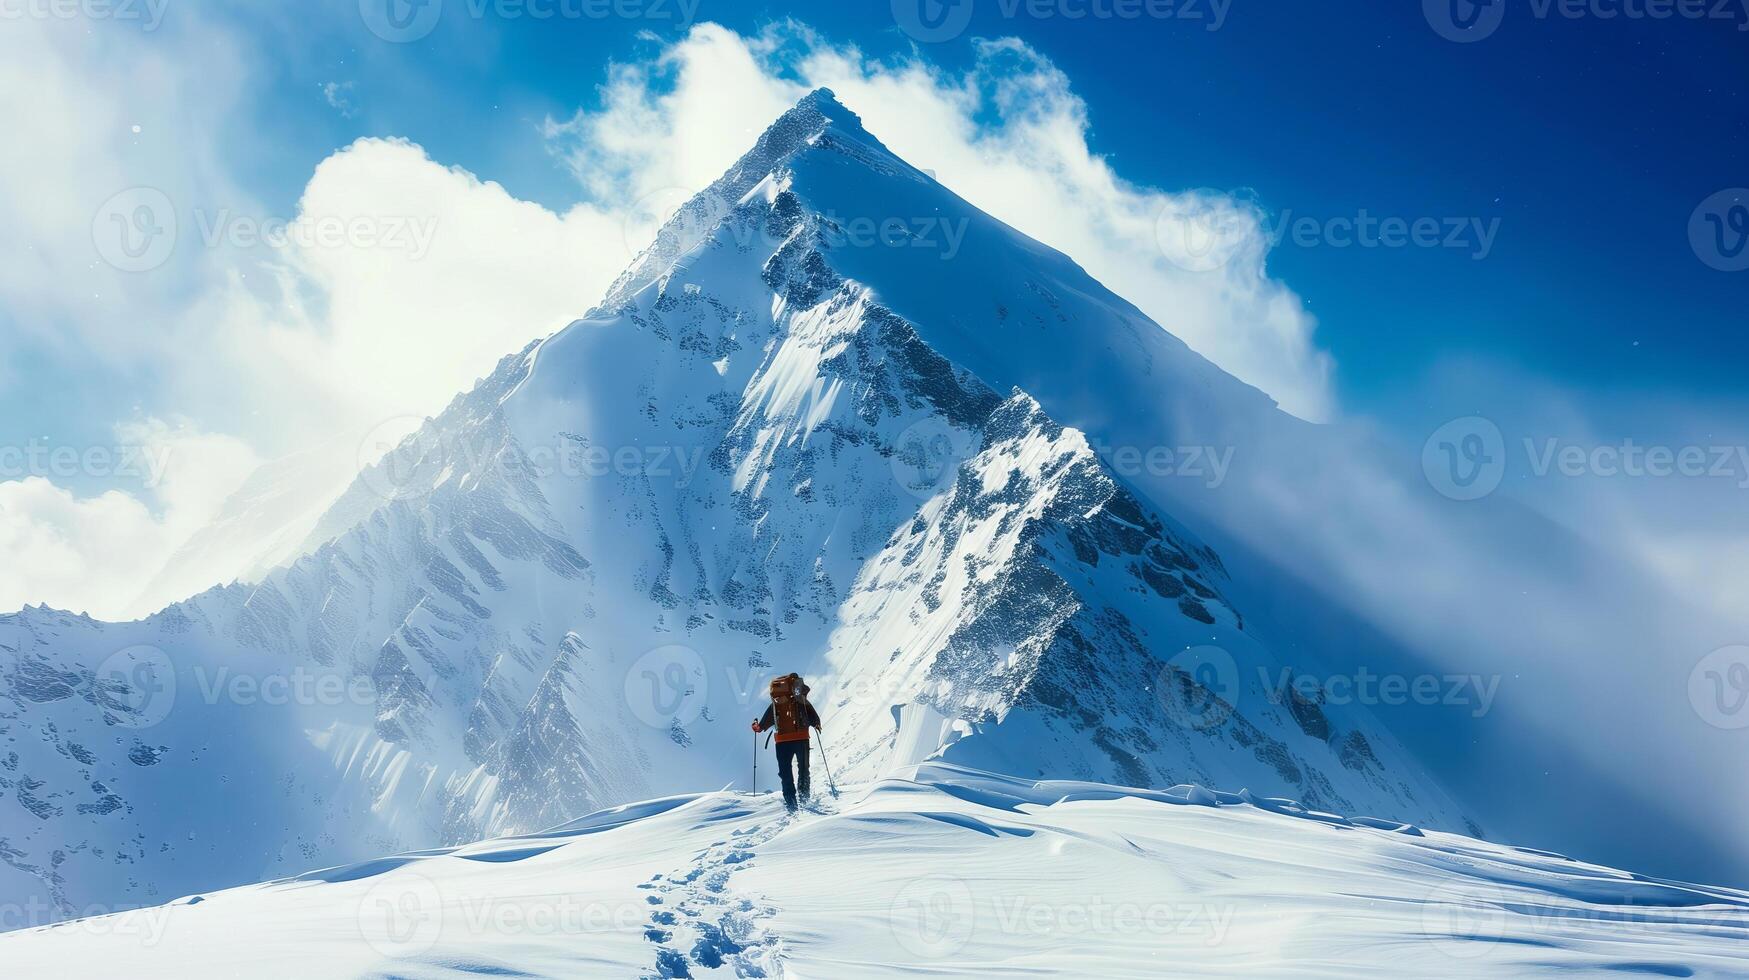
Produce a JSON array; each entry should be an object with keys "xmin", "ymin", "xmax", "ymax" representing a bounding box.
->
[{"xmin": 639, "ymin": 793, "xmax": 828, "ymax": 978}]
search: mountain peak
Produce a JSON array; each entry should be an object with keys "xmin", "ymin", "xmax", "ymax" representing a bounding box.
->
[
  {"xmin": 594, "ymin": 86, "xmax": 890, "ymax": 312},
  {"xmin": 794, "ymin": 85, "xmax": 847, "ymax": 114}
]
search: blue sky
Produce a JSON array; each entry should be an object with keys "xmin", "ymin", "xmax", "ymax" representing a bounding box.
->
[
  {"xmin": 180, "ymin": 1, "xmax": 1749, "ymax": 404},
  {"xmin": 8, "ymin": 1, "xmax": 1746, "ymax": 488},
  {"xmin": 3, "ymin": 0, "xmax": 1748, "ymax": 883}
]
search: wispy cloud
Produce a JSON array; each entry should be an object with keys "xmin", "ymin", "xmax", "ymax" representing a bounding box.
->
[
  {"xmin": 543, "ymin": 22, "xmax": 1335, "ymax": 421},
  {"xmin": 321, "ymin": 80, "xmax": 358, "ymax": 118}
]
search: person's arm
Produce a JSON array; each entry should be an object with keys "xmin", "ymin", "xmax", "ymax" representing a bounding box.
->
[
  {"xmin": 752, "ymin": 704, "xmax": 774, "ymax": 733},
  {"xmin": 807, "ymin": 703, "xmax": 822, "ymax": 731}
]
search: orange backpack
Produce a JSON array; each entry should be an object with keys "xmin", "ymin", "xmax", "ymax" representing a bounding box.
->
[{"xmin": 769, "ymin": 673, "xmax": 810, "ymax": 740}]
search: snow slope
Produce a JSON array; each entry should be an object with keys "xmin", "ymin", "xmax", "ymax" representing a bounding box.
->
[
  {"xmin": 1, "ymin": 764, "xmax": 1742, "ymax": 978},
  {"xmin": 3, "ymin": 89, "xmax": 1468, "ymax": 921}
]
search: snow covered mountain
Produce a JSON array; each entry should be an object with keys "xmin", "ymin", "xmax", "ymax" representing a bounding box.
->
[
  {"xmin": 2, "ymin": 90, "xmax": 1472, "ymax": 925},
  {"xmin": 3, "ymin": 765, "xmax": 1744, "ymax": 978}
]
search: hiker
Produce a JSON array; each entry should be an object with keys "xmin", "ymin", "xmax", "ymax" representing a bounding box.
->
[{"xmin": 752, "ymin": 672, "xmax": 823, "ymax": 812}]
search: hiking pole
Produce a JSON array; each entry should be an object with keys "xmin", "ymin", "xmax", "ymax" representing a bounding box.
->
[
  {"xmin": 751, "ymin": 729, "xmax": 758, "ymax": 794},
  {"xmin": 815, "ymin": 731, "xmax": 840, "ymax": 798}
]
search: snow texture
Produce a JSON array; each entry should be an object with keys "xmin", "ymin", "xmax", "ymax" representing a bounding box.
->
[{"xmin": 1, "ymin": 765, "xmax": 1743, "ymax": 978}]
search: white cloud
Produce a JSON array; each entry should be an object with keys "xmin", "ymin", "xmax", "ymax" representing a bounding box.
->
[
  {"xmin": 0, "ymin": 12, "xmax": 620, "ymax": 614},
  {"xmin": 0, "ymin": 419, "xmax": 259, "ymax": 619},
  {"xmin": 249, "ymin": 136, "xmax": 624, "ymax": 428}
]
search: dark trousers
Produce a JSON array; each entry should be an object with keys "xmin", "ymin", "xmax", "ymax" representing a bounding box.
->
[{"xmin": 775, "ymin": 739, "xmax": 811, "ymax": 811}]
